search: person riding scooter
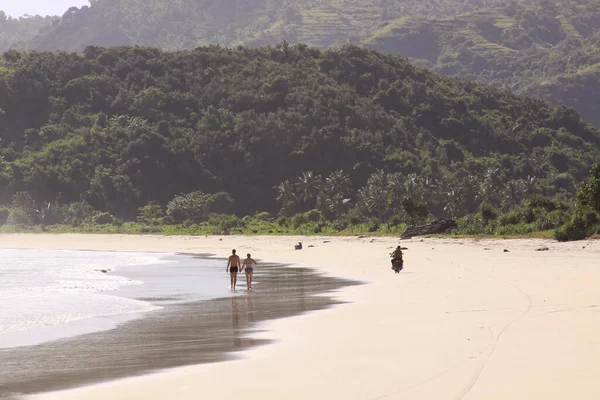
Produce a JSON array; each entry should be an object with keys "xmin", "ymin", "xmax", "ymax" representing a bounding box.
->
[{"xmin": 390, "ymin": 246, "xmax": 404, "ymax": 273}]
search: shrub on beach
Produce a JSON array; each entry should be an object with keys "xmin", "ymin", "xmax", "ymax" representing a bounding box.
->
[
  {"xmin": 0, "ymin": 208, "xmax": 9, "ymax": 225},
  {"xmin": 480, "ymin": 203, "xmax": 498, "ymax": 224},
  {"xmin": 6, "ymin": 208, "xmax": 33, "ymax": 226},
  {"xmin": 554, "ymin": 208, "xmax": 599, "ymax": 242},
  {"xmin": 137, "ymin": 201, "xmax": 165, "ymax": 225},
  {"xmin": 208, "ymin": 213, "xmax": 244, "ymax": 234},
  {"xmin": 277, "ymin": 216, "xmax": 289, "ymax": 227},
  {"xmin": 304, "ymin": 209, "xmax": 322, "ymax": 223},
  {"xmin": 554, "ymin": 163, "xmax": 600, "ymax": 241},
  {"xmin": 291, "ymin": 213, "xmax": 307, "ymax": 229},
  {"xmin": 455, "ymin": 214, "xmax": 487, "ymax": 235},
  {"xmin": 166, "ymin": 191, "xmax": 211, "ymax": 223},
  {"xmin": 91, "ymin": 212, "xmax": 116, "ymax": 225},
  {"xmin": 254, "ymin": 211, "xmax": 273, "ymax": 222},
  {"xmin": 62, "ymin": 201, "xmax": 96, "ymax": 226},
  {"xmin": 497, "ymin": 209, "xmax": 523, "ymax": 226}
]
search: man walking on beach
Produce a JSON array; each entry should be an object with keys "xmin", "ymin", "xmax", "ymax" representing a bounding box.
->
[{"xmin": 227, "ymin": 249, "xmax": 241, "ymax": 289}]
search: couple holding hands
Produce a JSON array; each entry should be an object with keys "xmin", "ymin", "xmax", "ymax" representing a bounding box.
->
[{"xmin": 227, "ymin": 249, "xmax": 257, "ymax": 290}]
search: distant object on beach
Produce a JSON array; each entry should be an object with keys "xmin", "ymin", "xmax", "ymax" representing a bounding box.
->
[
  {"xmin": 536, "ymin": 247, "xmax": 550, "ymax": 251},
  {"xmin": 295, "ymin": 242, "xmax": 303, "ymax": 250},
  {"xmin": 401, "ymin": 219, "xmax": 457, "ymax": 239}
]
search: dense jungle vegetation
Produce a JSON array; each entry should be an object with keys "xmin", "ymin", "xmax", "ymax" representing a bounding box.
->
[
  {"xmin": 0, "ymin": 45, "xmax": 598, "ymax": 240},
  {"xmin": 3, "ymin": 0, "xmax": 600, "ymax": 129}
]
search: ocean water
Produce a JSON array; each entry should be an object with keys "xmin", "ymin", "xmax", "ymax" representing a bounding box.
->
[{"xmin": 0, "ymin": 249, "xmax": 178, "ymax": 349}]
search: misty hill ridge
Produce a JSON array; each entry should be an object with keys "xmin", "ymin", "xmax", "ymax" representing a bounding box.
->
[
  {"xmin": 362, "ymin": 0, "xmax": 600, "ymax": 127},
  {"xmin": 21, "ymin": 0, "xmax": 508, "ymax": 51}
]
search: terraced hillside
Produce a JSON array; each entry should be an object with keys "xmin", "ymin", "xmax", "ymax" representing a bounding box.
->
[
  {"xmin": 27, "ymin": 0, "xmax": 507, "ymax": 51},
  {"xmin": 362, "ymin": 0, "xmax": 600, "ymax": 126}
]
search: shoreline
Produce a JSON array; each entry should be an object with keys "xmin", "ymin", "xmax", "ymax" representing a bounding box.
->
[
  {"xmin": 1, "ymin": 234, "xmax": 600, "ymax": 400},
  {"xmin": 0, "ymin": 249, "xmax": 356, "ymax": 398}
]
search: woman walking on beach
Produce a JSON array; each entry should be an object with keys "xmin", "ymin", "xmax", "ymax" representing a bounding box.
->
[
  {"xmin": 241, "ymin": 254, "xmax": 257, "ymax": 290},
  {"xmin": 227, "ymin": 249, "xmax": 241, "ymax": 289}
]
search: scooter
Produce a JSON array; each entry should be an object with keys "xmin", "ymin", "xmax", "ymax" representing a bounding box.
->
[{"xmin": 391, "ymin": 258, "xmax": 403, "ymax": 273}]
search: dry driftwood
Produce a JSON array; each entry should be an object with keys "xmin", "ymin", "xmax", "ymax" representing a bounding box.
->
[{"xmin": 401, "ymin": 219, "xmax": 457, "ymax": 239}]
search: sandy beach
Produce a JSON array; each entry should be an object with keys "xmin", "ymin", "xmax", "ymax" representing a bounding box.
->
[{"xmin": 1, "ymin": 233, "xmax": 600, "ymax": 400}]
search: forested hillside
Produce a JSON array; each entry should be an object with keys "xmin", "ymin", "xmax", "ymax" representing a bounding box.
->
[
  {"xmin": 0, "ymin": 45, "xmax": 598, "ymax": 229},
  {"xmin": 10, "ymin": 0, "xmax": 600, "ymax": 129},
  {"xmin": 363, "ymin": 0, "xmax": 600, "ymax": 127},
  {"xmin": 27, "ymin": 0, "xmax": 505, "ymax": 51},
  {"xmin": 0, "ymin": 12, "xmax": 56, "ymax": 53}
]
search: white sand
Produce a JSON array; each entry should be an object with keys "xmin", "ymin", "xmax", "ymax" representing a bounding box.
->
[{"xmin": 2, "ymin": 233, "xmax": 600, "ymax": 400}]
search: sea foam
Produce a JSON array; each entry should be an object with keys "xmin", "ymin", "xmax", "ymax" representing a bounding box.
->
[{"xmin": 0, "ymin": 249, "xmax": 171, "ymax": 344}]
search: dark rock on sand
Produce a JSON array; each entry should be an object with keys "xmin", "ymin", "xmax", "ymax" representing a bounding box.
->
[{"xmin": 401, "ymin": 219, "xmax": 457, "ymax": 239}]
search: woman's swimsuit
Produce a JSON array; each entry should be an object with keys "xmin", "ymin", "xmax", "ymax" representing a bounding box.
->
[{"xmin": 245, "ymin": 267, "xmax": 253, "ymax": 274}]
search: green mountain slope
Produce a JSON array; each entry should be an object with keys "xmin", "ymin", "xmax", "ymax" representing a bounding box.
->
[
  {"xmin": 18, "ymin": 0, "xmax": 600, "ymax": 129},
  {"xmin": 0, "ymin": 45, "xmax": 598, "ymax": 221},
  {"xmin": 362, "ymin": 0, "xmax": 600, "ymax": 126},
  {"xmin": 28, "ymin": 0, "xmax": 507, "ymax": 51}
]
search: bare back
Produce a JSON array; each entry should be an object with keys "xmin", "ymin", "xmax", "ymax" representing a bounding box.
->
[{"xmin": 229, "ymin": 255, "xmax": 240, "ymax": 267}]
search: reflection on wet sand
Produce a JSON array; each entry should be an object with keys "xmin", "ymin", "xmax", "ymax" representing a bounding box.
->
[
  {"xmin": 230, "ymin": 293, "xmax": 256, "ymax": 349},
  {"xmin": 0, "ymin": 262, "xmax": 359, "ymax": 399}
]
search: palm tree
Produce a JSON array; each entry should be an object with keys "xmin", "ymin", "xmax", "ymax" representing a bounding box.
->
[
  {"xmin": 320, "ymin": 170, "xmax": 351, "ymax": 219},
  {"xmin": 274, "ymin": 180, "xmax": 298, "ymax": 217},
  {"xmin": 404, "ymin": 173, "xmax": 438, "ymax": 203},
  {"xmin": 458, "ymin": 174, "xmax": 480, "ymax": 214},
  {"xmin": 358, "ymin": 170, "xmax": 391, "ymax": 223},
  {"xmin": 478, "ymin": 167, "xmax": 502, "ymax": 207},
  {"xmin": 502, "ymin": 180, "xmax": 525, "ymax": 211},
  {"xmin": 387, "ymin": 172, "xmax": 405, "ymax": 214},
  {"xmin": 442, "ymin": 184, "xmax": 465, "ymax": 218},
  {"xmin": 325, "ymin": 170, "xmax": 351, "ymax": 198},
  {"xmin": 295, "ymin": 170, "xmax": 321, "ymax": 210},
  {"xmin": 522, "ymin": 175, "xmax": 539, "ymax": 197},
  {"xmin": 275, "ymin": 180, "xmax": 296, "ymax": 204}
]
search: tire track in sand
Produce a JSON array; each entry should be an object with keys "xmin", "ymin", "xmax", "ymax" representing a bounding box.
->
[
  {"xmin": 452, "ymin": 262, "xmax": 533, "ymax": 400},
  {"xmin": 368, "ymin": 257, "xmax": 532, "ymax": 400}
]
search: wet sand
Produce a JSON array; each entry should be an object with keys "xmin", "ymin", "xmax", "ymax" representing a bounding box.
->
[{"xmin": 0, "ymin": 258, "xmax": 359, "ymax": 399}]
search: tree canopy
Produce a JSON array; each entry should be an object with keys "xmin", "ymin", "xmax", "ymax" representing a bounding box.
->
[
  {"xmin": 0, "ymin": 44, "xmax": 598, "ymax": 223},
  {"xmin": 3, "ymin": 0, "xmax": 600, "ymax": 127}
]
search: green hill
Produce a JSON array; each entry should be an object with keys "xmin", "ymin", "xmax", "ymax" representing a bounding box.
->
[
  {"xmin": 12, "ymin": 0, "xmax": 600, "ymax": 128},
  {"xmin": 362, "ymin": 0, "xmax": 600, "ymax": 126},
  {"xmin": 26, "ymin": 0, "xmax": 507, "ymax": 51},
  {"xmin": 0, "ymin": 45, "xmax": 598, "ymax": 225}
]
